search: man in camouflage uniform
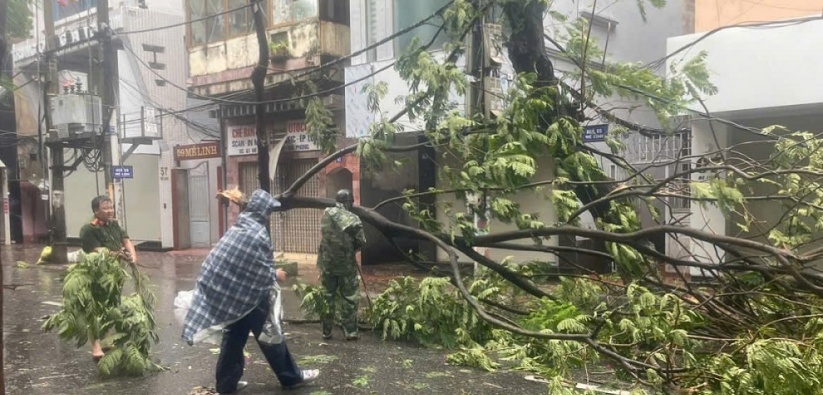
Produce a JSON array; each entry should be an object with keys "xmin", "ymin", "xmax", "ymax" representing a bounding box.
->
[{"xmin": 317, "ymin": 189, "xmax": 366, "ymax": 340}]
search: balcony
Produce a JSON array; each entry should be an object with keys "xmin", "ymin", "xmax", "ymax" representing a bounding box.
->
[{"xmin": 187, "ymin": 0, "xmax": 350, "ymax": 96}]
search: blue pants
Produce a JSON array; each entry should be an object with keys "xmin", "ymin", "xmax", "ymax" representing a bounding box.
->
[{"xmin": 215, "ymin": 299, "xmax": 302, "ymax": 393}]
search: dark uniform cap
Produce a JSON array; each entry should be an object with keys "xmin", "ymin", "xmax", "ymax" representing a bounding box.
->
[{"xmin": 336, "ymin": 189, "xmax": 353, "ymax": 204}]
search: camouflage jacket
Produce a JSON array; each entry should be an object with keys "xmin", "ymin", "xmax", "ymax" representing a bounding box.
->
[{"xmin": 317, "ymin": 203, "xmax": 366, "ymax": 275}]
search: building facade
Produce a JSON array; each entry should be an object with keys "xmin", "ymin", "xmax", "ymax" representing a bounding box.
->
[
  {"xmin": 667, "ymin": 0, "xmax": 823, "ymax": 272},
  {"xmin": 185, "ymin": 0, "xmax": 351, "ymax": 257},
  {"xmin": 345, "ymin": 0, "xmax": 691, "ymax": 266},
  {"xmin": 694, "ymin": 0, "xmax": 822, "ymax": 32},
  {"xmin": 11, "ymin": 0, "xmax": 221, "ymax": 249}
]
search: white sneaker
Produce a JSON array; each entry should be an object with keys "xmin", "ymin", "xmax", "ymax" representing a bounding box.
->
[
  {"xmin": 302, "ymin": 369, "xmax": 320, "ymax": 381},
  {"xmin": 282, "ymin": 369, "xmax": 319, "ymax": 390}
]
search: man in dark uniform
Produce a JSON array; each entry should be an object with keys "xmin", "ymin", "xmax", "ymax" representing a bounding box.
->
[
  {"xmin": 78, "ymin": 195, "xmax": 137, "ymax": 360},
  {"xmin": 79, "ymin": 195, "xmax": 137, "ymax": 261},
  {"xmin": 317, "ymin": 189, "xmax": 366, "ymax": 340}
]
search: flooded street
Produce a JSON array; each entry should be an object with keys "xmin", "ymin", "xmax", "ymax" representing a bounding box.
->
[{"xmin": 1, "ymin": 244, "xmax": 547, "ymax": 394}]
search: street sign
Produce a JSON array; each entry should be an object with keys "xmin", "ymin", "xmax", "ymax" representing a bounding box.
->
[
  {"xmin": 112, "ymin": 165, "xmax": 134, "ymax": 179},
  {"xmin": 583, "ymin": 124, "xmax": 608, "ymax": 142}
]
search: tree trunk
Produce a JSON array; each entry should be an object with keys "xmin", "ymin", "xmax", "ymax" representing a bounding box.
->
[
  {"xmin": 250, "ymin": 0, "xmax": 270, "ymax": 194},
  {"xmin": 502, "ymin": 1, "xmax": 554, "ymax": 89},
  {"xmin": 503, "ymin": 1, "xmax": 622, "ymax": 275}
]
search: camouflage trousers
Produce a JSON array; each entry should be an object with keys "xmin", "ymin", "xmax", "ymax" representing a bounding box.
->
[{"xmin": 320, "ymin": 272, "xmax": 360, "ymax": 338}]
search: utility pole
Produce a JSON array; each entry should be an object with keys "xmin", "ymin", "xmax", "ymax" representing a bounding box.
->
[
  {"xmin": 97, "ymin": 0, "xmax": 121, "ymax": 219},
  {"xmin": 44, "ymin": 0, "xmax": 68, "ymax": 263},
  {"xmin": 0, "ymin": 1, "xmax": 7, "ymax": 391},
  {"xmin": 467, "ymin": 0, "xmax": 498, "ymax": 275}
]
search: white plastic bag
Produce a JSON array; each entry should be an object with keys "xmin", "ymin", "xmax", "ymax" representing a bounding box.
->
[
  {"xmin": 173, "ymin": 290, "xmax": 194, "ymax": 327},
  {"xmin": 174, "ymin": 289, "xmax": 222, "ymax": 345},
  {"xmin": 258, "ymin": 284, "xmax": 285, "ymax": 345},
  {"xmin": 67, "ymin": 249, "xmax": 85, "ymax": 263}
]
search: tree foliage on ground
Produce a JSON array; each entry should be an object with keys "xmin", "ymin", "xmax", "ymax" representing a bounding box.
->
[
  {"xmin": 42, "ymin": 251, "xmax": 161, "ymax": 376},
  {"xmin": 283, "ymin": 0, "xmax": 823, "ymax": 393}
]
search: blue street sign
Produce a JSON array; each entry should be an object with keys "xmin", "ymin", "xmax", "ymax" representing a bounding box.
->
[
  {"xmin": 583, "ymin": 124, "xmax": 608, "ymax": 142},
  {"xmin": 112, "ymin": 165, "xmax": 134, "ymax": 179}
]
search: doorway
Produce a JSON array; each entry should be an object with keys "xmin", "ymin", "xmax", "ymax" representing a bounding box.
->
[
  {"xmin": 326, "ymin": 168, "xmax": 353, "ymax": 199},
  {"xmin": 188, "ymin": 162, "xmax": 211, "ymax": 248}
]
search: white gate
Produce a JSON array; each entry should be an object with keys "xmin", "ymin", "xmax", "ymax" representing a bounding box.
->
[{"xmin": 188, "ymin": 162, "xmax": 211, "ymax": 248}]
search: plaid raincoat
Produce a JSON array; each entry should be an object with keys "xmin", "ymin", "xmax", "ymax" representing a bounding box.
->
[{"xmin": 182, "ymin": 190, "xmax": 280, "ymax": 345}]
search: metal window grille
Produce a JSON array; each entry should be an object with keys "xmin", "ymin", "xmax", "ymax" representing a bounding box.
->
[{"xmin": 239, "ymin": 159, "xmax": 322, "ymax": 253}]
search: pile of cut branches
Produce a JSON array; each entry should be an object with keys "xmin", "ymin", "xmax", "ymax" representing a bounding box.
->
[{"xmin": 43, "ymin": 251, "xmax": 161, "ymax": 376}]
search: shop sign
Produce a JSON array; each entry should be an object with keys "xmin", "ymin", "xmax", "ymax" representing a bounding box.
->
[
  {"xmin": 174, "ymin": 142, "xmax": 221, "ymax": 161},
  {"xmin": 227, "ymin": 125, "xmax": 258, "ymax": 156},
  {"xmin": 285, "ymin": 121, "xmax": 319, "ymax": 152}
]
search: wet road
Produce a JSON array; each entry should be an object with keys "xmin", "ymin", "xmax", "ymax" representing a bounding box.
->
[{"xmin": 1, "ymin": 244, "xmax": 548, "ymax": 395}]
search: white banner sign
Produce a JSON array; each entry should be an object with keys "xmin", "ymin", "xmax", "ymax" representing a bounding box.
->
[
  {"xmin": 227, "ymin": 125, "xmax": 258, "ymax": 156},
  {"xmin": 284, "ymin": 121, "xmax": 319, "ymax": 152},
  {"xmin": 228, "ymin": 122, "xmax": 320, "ymax": 156}
]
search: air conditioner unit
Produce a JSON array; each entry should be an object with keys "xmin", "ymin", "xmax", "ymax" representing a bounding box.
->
[{"xmin": 50, "ymin": 94, "xmax": 103, "ymax": 140}]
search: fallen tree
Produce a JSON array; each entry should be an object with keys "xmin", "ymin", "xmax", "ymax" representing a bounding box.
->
[{"xmin": 257, "ymin": 1, "xmax": 823, "ymax": 393}]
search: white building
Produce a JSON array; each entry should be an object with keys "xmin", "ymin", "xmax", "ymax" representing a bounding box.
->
[
  {"xmin": 344, "ymin": 0, "xmax": 691, "ymax": 267},
  {"xmin": 667, "ymin": 16, "xmax": 823, "ymax": 269},
  {"xmin": 12, "ymin": 0, "xmax": 221, "ymax": 250}
]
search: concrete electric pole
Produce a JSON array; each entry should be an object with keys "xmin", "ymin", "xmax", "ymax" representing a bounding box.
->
[
  {"xmin": 43, "ymin": 0, "xmax": 69, "ymax": 263},
  {"xmin": 97, "ymin": 0, "xmax": 123, "ymax": 220},
  {"xmin": 467, "ymin": 0, "xmax": 504, "ymax": 274}
]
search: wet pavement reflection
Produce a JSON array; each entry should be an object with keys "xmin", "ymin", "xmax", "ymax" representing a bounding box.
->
[{"xmin": 1, "ymin": 244, "xmax": 547, "ymax": 394}]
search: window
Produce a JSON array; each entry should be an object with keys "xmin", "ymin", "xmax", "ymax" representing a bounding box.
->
[
  {"xmin": 637, "ymin": 131, "xmax": 691, "ymax": 163},
  {"xmin": 362, "ymin": 0, "xmax": 449, "ymax": 61},
  {"xmin": 319, "ymin": 0, "xmax": 349, "ymax": 25},
  {"xmin": 393, "ymin": 0, "xmax": 449, "ymax": 54},
  {"xmin": 670, "ymin": 162, "xmax": 691, "ymax": 210},
  {"xmin": 189, "ymin": 0, "xmax": 225, "ymax": 45},
  {"xmin": 224, "ymin": 0, "xmax": 270, "ymax": 36},
  {"xmin": 272, "ymin": 0, "xmax": 317, "ymax": 25},
  {"xmin": 206, "ymin": 0, "xmax": 226, "ymax": 43},
  {"xmin": 52, "ymin": 0, "xmax": 95, "ymax": 22},
  {"xmin": 187, "ymin": 0, "xmax": 288, "ymax": 47},
  {"xmin": 190, "ymin": 1, "xmax": 207, "ymax": 45},
  {"xmin": 228, "ymin": 0, "xmax": 252, "ymax": 36}
]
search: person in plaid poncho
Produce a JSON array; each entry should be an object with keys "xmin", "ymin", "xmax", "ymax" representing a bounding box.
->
[{"xmin": 183, "ymin": 189, "xmax": 318, "ymax": 393}]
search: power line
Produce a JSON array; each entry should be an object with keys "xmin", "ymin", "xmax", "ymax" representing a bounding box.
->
[
  {"xmin": 110, "ymin": 0, "xmax": 455, "ymax": 106},
  {"xmin": 117, "ymin": 3, "xmax": 252, "ymax": 35},
  {"xmin": 646, "ymin": 15, "xmax": 823, "ymax": 70},
  {"xmin": 118, "ymin": 76, "xmax": 221, "ymax": 142}
]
